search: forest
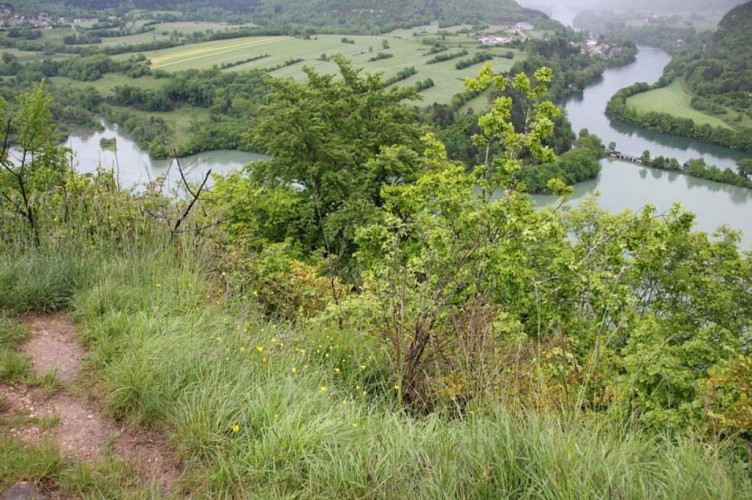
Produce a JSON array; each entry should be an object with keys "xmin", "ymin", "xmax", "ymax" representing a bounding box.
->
[{"xmin": 7, "ymin": 0, "xmax": 551, "ymax": 30}]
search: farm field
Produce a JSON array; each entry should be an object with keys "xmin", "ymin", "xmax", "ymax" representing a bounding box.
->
[
  {"xmin": 0, "ymin": 47, "xmax": 68, "ymax": 63},
  {"xmin": 626, "ymin": 78, "xmax": 732, "ymax": 129},
  {"xmin": 143, "ymin": 31, "xmax": 526, "ymax": 105}
]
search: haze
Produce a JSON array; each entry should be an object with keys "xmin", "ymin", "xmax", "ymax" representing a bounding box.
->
[{"xmin": 518, "ymin": 0, "xmax": 749, "ymax": 18}]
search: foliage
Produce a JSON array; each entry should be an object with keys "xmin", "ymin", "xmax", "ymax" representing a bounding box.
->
[
  {"xmin": 517, "ymin": 128, "xmax": 604, "ymax": 194},
  {"xmin": 665, "ymin": 3, "xmax": 752, "ymax": 122},
  {"xmin": 0, "ymin": 83, "xmax": 70, "ymax": 246},
  {"xmin": 350, "ymin": 66, "xmax": 563, "ymax": 411},
  {"xmin": 455, "ymin": 52, "xmax": 494, "ymax": 70},
  {"xmin": 221, "ymin": 56, "xmax": 423, "ymax": 277},
  {"xmin": 382, "ymin": 66, "xmax": 417, "ymax": 86},
  {"xmin": 606, "ymin": 2, "xmax": 752, "ymax": 150},
  {"xmin": 573, "ymin": 11, "xmax": 698, "ymax": 53},
  {"xmin": 513, "ymin": 33, "xmax": 637, "ymax": 100},
  {"xmin": 426, "ymin": 49, "xmax": 468, "ymax": 65}
]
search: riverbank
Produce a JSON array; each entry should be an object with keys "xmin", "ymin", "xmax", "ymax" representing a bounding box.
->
[
  {"xmin": 606, "ymin": 80, "xmax": 752, "ymax": 153},
  {"xmin": 555, "ymin": 44, "xmax": 752, "ymax": 248},
  {"xmin": 533, "ymin": 159, "xmax": 752, "ymax": 249}
]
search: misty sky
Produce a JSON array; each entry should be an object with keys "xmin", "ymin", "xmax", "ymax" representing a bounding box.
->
[{"xmin": 517, "ymin": 0, "xmax": 748, "ymax": 15}]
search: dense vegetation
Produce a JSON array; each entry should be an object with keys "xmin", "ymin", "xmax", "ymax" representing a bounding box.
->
[
  {"xmin": 7, "ymin": 0, "xmax": 551, "ymax": 32},
  {"xmin": 511, "ymin": 32, "xmax": 637, "ymax": 99},
  {"xmin": 572, "ymin": 11, "xmax": 698, "ymax": 53},
  {"xmin": 1, "ymin": 65, "xmax": 751, "ymax": 495},
  {"xmin": 639, "ymin": 151, "xmax": 752, "ymax": 189}
]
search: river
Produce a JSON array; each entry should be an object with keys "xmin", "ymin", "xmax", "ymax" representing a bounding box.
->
[
  {"xmin": 67, "ymin": 124, "xmax": 266, "ymax": 192},
  {"xmin": 521, "ymin": 1, "xmax": 752, "ymax": 248},
  {"xmin": 538, "ymin": 45, "xmax": 752, "ymax": 249}
]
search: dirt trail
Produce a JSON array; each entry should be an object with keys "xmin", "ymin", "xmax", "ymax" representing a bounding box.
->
[{"xmin": 1, "ymin": 313, "xmax": 180, "ymax": 496}]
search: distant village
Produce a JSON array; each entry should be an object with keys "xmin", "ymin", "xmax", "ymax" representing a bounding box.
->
[
  {"xmin": 0, "ymin": 7, "xmax": 100, "ymax": 31},
  {"xmin": 477, "ymin": 21, "xmax": 622, "ymax": 60}
]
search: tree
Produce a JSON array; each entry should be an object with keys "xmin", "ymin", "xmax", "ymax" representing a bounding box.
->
[
  {"xmin": 211, "ymin": 55, "xmax": 425, "ymax": 306},
  {"xmin": 0, "ymin": 84, "xmax": 68, "ymax": 247},
  {"xmin": 641, "ymin": 149, "xmax": 651, "ymax": 164},
  {"xmin": 737, "ymin": 158, "xmax": 752, "ymax": 180},
  {"xmin": 353, "ymin": 65, "xmax": 565, "ymax": 411}
]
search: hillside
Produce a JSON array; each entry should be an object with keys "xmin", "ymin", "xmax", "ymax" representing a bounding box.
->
[
  {"xmin": 55, "ymin": 0, "xmax": 547, "ymax": 27},
  {"xmin": 1, "ymin": 65, "xmax": 752, "ymax": 496},
  {"xmin": 667, "ymin": 0, "xmax": 752, "ymax": 117}
]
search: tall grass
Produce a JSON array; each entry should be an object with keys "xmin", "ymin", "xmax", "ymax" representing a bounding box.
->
[
  {"xmin": 1, "ymin": 182, "xmax": 749, "ymax": 497},
  {"xmin": 0, "ymin": 436, "xmax": 152, "ymax": 497},
  {"xmin": 53, "ymin": 233, "xmax": 749, "ymax": 497}
]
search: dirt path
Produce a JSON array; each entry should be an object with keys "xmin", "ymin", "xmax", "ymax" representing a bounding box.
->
[{"xmin": 1, "ymin": 313, "xmax": 180, "ymax": 496}]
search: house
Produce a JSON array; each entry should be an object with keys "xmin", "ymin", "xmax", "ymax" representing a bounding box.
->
[
  {"xmin": 478, "ymin": 36, "xmax": 510, "ymax": 46},
  {"xmin": 515, "ymin": 22, "xmax": 534, "ymax": 31}
]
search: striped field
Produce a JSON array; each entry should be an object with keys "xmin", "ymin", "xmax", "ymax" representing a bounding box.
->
[{"xmin": 141, "ymin": 31, "xmax": 527, "ymax": 105}]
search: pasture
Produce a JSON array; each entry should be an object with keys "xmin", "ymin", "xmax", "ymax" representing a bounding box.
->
[{"xmin": 626, "ymin": 78, "xmax": 732, "ymax": 129}]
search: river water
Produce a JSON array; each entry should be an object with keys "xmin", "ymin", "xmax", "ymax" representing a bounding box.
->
[
  {"xmin": 533, "ymin": 45, "xmax": 752, "ymax": 248},
  {"xmin": 67, "ymin": 124, "xmax": 266, "ymax": 192},
  {"xmin": 523, "ymin": 2, "xmax": 752, "ymax": 248}
]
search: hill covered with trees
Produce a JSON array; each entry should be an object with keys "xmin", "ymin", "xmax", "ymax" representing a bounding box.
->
[
  {"xmin": 666, "ymin": 0, "xmax": 752, "ymax": 118},
  {"xmin": 29, "ymin": 0, "xmax": 549, "ymax": 28}
]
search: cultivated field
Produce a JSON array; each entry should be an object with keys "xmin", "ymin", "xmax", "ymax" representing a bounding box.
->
[
  {"xmin": 626, "ymin": 78, "xmax": 732, "ymax": 129},
  {"xmin": 0, "ymin": 21, "xmax": 532, "ymax": 107},
  {"xmin": 98, "ymin": 22, "xmax": 256, "ymax": 47},
  {"xmin": 142, "ymin": 31, "xmax": 526, "ymax": 105}
]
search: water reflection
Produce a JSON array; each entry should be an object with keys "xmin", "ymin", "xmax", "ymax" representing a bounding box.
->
[
  {"xmin": 561, "ymin": 45, "xmax": 746, "ymax": 169},
  {"xmin": 67, "ymin": 122, "xmax": 267, "ymax": 190},
  {"xmin": 534, "ymin": 160, "xmax": 752, "ymax": 249}
]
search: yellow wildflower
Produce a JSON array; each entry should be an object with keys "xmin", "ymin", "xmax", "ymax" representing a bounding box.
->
[
  {"xmin": 231, "ymin": 424, "xmax": 239, "ymax": 433},
  {"xmin": 320, "ymin": 385, "xmax": 328, "ymax": 393}
]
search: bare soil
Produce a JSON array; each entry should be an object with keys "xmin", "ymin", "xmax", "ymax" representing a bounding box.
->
[{"xmin": 1, "ymin": 313, "xmax": 180, "ymax": 496}]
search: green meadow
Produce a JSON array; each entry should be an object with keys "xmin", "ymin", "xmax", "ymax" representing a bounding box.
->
[
  {"xmin": 626, "ymin": 78, "xmax": 732, "ymax": 129},
  {"xmin": 99, "ymin": 21, "xmax": 256, "ymax": 47}
]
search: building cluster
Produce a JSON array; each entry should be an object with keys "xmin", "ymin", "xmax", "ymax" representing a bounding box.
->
[
  {"xmin": 477, "ymin": 22, "xmax": 533, "ymax": 46},
  {"xmin": 0, "ymin": 10, "xmax": 75, "ymax": 30}
]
